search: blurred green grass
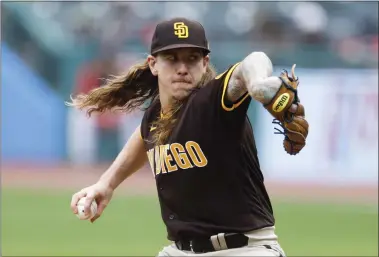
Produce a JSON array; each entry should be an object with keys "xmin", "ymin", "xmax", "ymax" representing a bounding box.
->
[{"xmin": 2, "ymin": 188, "xmax": 378, "ymax": 256}]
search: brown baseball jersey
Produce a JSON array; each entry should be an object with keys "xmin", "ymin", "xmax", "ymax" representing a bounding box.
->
[{"xmin": 140, "ymin": 63, "xmax": 275, "ymax": 241}]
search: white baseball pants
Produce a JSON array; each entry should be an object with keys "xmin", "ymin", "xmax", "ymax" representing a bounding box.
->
[{"xmin": 157, "ymin": 226, "xmax": 286, "ymax": 257}]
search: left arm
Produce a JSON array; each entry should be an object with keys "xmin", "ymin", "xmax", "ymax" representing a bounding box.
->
[
  {"xmin": 226, "ymin": 52, "xmax": 282, "ymax": 105},
  {"xmin": 226, "ymin": 52, "xmax": 309, "ymax": 156}
]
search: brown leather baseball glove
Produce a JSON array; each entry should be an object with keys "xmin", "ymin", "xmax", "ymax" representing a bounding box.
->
[{"xmin": 263, "ymin": 64, "xmax": 309, "ymax": 155}]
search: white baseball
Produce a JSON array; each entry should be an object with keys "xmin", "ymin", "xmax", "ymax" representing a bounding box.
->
[{"xmin": 76, "ymin": 197, "xmax": 97, "ymax": 220}]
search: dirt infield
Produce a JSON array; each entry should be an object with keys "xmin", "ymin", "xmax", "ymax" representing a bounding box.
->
[{"xmin": 1, "ymin": 163, "xmax": 377, "ymax": 205}]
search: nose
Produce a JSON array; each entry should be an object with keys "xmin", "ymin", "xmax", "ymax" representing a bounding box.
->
[{"xmin": 176, "ymin": 62, "xmax": 188, "ymax": 75}]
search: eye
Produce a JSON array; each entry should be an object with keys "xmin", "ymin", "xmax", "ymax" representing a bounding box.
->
[
  {"xmin": 189, "ymin": 54, "xmax": 200, "ymax": 61},
  {"xmin": 166, "ymin": 55, "xmax": 175, "ymax": 61}
]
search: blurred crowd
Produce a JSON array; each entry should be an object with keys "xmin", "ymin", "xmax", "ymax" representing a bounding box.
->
[
  {"xmin": 3, "ymin": 1, "xmax": 378, "ymax": 102},
  {"xmin": 3, "ymin": 2, "xmax": 378, "ymax": 69}
]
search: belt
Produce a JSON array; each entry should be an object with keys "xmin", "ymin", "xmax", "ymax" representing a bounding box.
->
[{"xmin": 175, "ymin": 233, "xmax": 249, "ymax": 253}]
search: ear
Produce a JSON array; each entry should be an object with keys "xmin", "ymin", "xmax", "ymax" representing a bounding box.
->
[{"xmin": 147, "ymin": 55, "xmax": 158, "ymax": 76}]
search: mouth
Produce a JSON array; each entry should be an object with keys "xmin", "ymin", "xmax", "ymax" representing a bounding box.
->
[{"xmin": 173, "ymin": 80, "xmax": 191, "ymax": 84}]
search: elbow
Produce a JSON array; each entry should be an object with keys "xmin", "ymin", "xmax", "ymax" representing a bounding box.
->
[{"xmin": 241, "ymin": 51, "xmax": 273, "ymax": 81}]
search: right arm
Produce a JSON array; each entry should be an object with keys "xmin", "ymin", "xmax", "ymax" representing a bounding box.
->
[
  {"xmin": 70, "ymin": 124, "xmax": 147, "ymax": 221},
  {"xmin": 99, "ymin": 124, "xmax": 147, "ymax": 190}
]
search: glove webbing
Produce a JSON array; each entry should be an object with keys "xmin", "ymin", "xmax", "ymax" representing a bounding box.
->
[
  {"xmin": 273, "ymin": 119, "xmax": 298, "ymax": 154},
  {"xmin": 279, "ymin": 69, "xmax": 300, "ymax": 103},
  {"xmin": 272, "ymin": 119, "xmax": 288, "ymax": 138}
]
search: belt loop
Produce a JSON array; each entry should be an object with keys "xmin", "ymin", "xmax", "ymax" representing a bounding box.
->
[
  {"xmin": 190, "ymin": 241, "xmax": 194, "ymax": 252},
  {"xmin": 217, "ymin": 233, "xmax": 228, "ymax": 250},
  {"xmin": 210, "ymin": 235, "xmax": 222, "ymax": 251}
]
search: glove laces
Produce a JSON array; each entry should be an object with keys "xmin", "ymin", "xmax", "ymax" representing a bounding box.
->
[
  {"xmin": 272, "ymin": 119, "xmax": 288, "ymax": 137},
  {"xmin": 273, "ymin": 119, "xmax": 293, "ymax": 151}
]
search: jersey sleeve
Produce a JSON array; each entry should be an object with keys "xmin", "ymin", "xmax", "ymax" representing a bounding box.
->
[
  {"xmin": 140, "ymin": 113, "xmax": 148, "ymax": 140},
  {"xmin": 140, "ymin": 111, "xmax": 149, "ymax": 144},
  {"xmin": 189, "ymin": 63, "xmax": 252, "ymax": 138},
  {"xmin": 216, "ymin": 62, "xmax": 251, "ymax": 112},
  {"xmin": 140, "ymin": 99, "xmax": 160, "ymax": 145},
  {"xmin": 193, "ymin": 63, "xmax": 251, "ymax": 117}
]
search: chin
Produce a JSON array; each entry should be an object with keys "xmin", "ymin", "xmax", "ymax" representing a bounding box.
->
[
  {"xmin": 173, "ymin": 94, "xmax": 189, "ymax": 101},
  {"xmin": 173, "ymin": 90, "xmax": 193, "ymax": 101}
]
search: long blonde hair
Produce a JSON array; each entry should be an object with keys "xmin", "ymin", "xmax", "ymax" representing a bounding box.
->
[
  {"xmin": 66, "ymin": 60, "xmax": 157, "ymax": 115},
  {"xmin": 66, "ymin": 56, "xmax": 217, "ymax": 146}
]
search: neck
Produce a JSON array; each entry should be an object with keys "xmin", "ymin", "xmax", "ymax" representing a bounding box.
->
[{"xmin": 159, "ymin": 93, "xmax": 174, "ymax": 114}]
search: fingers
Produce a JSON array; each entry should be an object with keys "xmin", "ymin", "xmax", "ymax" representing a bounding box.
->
[
  {"xmin": 71, "ymin": 190, "xmax": 87, "ymax": 214},
  {"xmin": 71, "ymin": 183, "xmax": 113, "ymax": 223},
  {"xmin": 288, "ymin": 104, "xmax": 298, "ymax": 114},
  {"xmin": 83, "ymin": 191, "xmax": 96, "ymax": 217},
  {"xmin": 291, "ymin": 64, "xmax": 297, "ymax": 80},
  {"xmin": 294, "ymin": 103, "xmax": 305, "ymax": 116},
  {"xmin": 90, "ymin": 202, "xmax": 107, "ymax": 223},
  {"xmin": 90, "ymin": 214, "xmax": 100, "ymax": 223},
  {"xmin": 288, "ymin": 103, "xmax": 305, "ymax": 116},
  {"xmin": 96, "ymin": 202, "xmax": 107, "ymax": 217}
]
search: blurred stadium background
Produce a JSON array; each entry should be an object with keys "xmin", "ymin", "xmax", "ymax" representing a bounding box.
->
[{"xmin": 1, "ymin": 1, "xmax": 378, "ymax": 256}]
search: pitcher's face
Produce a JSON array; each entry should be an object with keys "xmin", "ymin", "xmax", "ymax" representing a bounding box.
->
[{"xmin": 148, "ymin": 48, "xmax": 209, "ymax": 101}]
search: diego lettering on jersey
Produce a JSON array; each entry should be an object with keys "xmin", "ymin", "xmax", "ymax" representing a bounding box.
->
[{"xmin": 146, "ymin": 141, "xmax": 208, "ymax": 176}]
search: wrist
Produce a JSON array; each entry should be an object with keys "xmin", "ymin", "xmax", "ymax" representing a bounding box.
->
[
  {"xmin": 98, "ymin": 174, "xmax": 117, "ymax": 191},
  {"xmin": 249, "ymin": 76, "xmax": 282, "ymax": 105}
]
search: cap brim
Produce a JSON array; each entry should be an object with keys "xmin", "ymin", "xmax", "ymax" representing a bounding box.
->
[{"xmin": 151, "ymin": 44, "xmax": 210, "ymax": 55}]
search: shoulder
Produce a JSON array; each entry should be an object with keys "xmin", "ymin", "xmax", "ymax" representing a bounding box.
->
[
  {"xmin": 192, "ymin": 63, "xmax": 250, "ymax": 112},
  {"xmin": 195, "ymin": 63, "xmax": 240, "ymax": 97},
  {"xmin": 215, "ymin": 63, "xmax": 240, "ymax": 81}
]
